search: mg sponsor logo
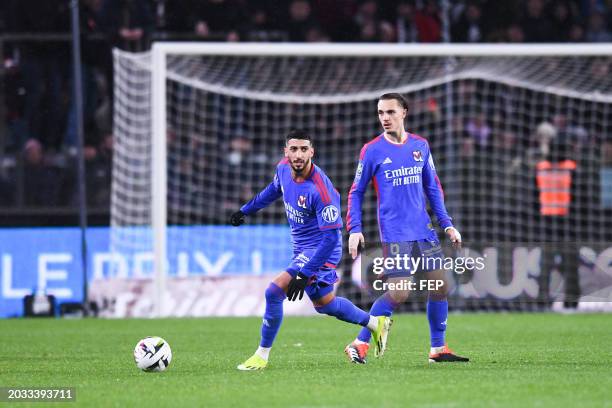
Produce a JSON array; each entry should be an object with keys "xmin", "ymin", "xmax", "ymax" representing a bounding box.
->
[{"xmin": 321, "ymin": 205, "xmax": 339, "ymax": 223}]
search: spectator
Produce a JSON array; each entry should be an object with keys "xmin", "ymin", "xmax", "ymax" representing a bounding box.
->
[
  {"xmin": 481, "ymin": 0, "xmax": 521, "ymax": 41},
  {"xmin": 506, "ymin": 22, "xmax": 526, "ymax": 42},
  {"xmin": 520, "ymin": 0, "xmax": 553, "ymax": 42},
  {"xmin": 10, "ymin": 0, "xmax": 70, "ymax": 149},
  {"xmin": 353, "ymin": 0, "xmax": 399, "ymax": 42},
  {"xmin": 100, "ymin": 0, "xmax": 154, "ymax": 51},
  {"xmin": 217, "ymin": 134, "xmax": 268, "ymax": 216},
  {"xmin": 283, "ymin": 0, "xmax": 318, "ymax": 42},
  {"xmin": 414, "ymin": 0, "xmax": 442, "ymax": 42},
  {"xmin": 603, "ymin": 139, "xmax": 612, "ymax": 167},
  {"xmin": 305, "ymin": 26, "xmax": 331, "ymax": 42},
  {"xmin": 354, "ymin": 0, "xmax": 379, "ymax": 28},
  {"xmin": 378, "ymin": 20, "xmax": 396, "ymax": 42},
  {"xmin": 190, "ymin": 0, "xmax": 244, "ymax": 42},
  {"xmin": 353, "ymin": 0, "xmax": 380, "ymax": 41},
  {"xmin": 550, "ymin": 1, "xmax": 578, "ymax": 42},
  {"xmin": 156, "ymin": 0, "xmax": 190, "ymax": 33},
  {"xmin": 84, "ymin": 133, "xmax": 113, "ymax": 207},
  {"xmin": 395, "ymin": 1, "xmax": 419, "ymax": 43},
  {"xmin": 524, "ymin": 121, "xmax": 556, "ymax": 168},
  {"xmin": 22, "ymin": 139, "xmax": 62, "ymax": 206},
  {"xmin": 568, "ymin": 22, "xmax": 586, "ymax": 41},
  {"xmin": 451, "ymin": 1, "xmax": 485, "ymax": 42},
  {"xmin": 311, "ymin": 0, "xmax": 359, "ymax": 42},
  {"xmin": 552, "ymin": 113, "xmax": 588, "ymax": 150},
  {"xmin": 0, "ymin": 155, "xmax": 15, "ymax": 206},
  {"xmin": 589, "ymin": 58, "xmax": 610, "ymax": 84},
  {"xmin": 585, "ymin": 10, "xmax": 612, "ymax": 42},
  {"xmin": 243, "ymin": 1, "xmax": 284, "ymax": 41},
  {"xmin": 466, "ymin": 112, "xmax": 492, "ymax": 149}
]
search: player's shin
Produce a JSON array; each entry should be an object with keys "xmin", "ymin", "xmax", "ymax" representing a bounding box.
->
[
  {"xmin": 314, "ymin": 296, "xmax": 370, "ymax": 326},
  {"xmin": 259, "ymin": 283, "xmax": 286, "ymax": 358},
  {"xmin": 356, "ymin": 292, "xmax": 399, "ymax": 343},
  {"xmin": 427, "ymin": 299, "xmax": 448, "ymax": 350}
]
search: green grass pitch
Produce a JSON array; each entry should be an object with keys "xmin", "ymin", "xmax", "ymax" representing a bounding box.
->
[{"xmin": 1, "ymin": 313, "xmax": 611, "ymax": 407}]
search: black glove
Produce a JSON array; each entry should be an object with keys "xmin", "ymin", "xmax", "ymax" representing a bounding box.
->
[
  {"xmin": 229, "ymin": 210, "xmax": 245, "ymax": 226},
  {"xmin": 287, "ymin": 272, "xmax": 309, "ymax": 301}
]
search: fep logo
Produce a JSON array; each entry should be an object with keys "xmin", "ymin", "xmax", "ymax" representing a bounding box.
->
[{"xmin": 322, "ymin": 205, "xmax": 339, "ymax": 223}]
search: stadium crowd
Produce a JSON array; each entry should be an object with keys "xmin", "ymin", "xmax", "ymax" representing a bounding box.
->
[{"xmin": 0, "ymin": 0, "xmax": 610, "ymax": 213}]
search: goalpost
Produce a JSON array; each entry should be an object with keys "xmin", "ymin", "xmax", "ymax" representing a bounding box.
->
[{"xmin": 111, "ymin": 43, "xmax": 612, "ymax": 317}]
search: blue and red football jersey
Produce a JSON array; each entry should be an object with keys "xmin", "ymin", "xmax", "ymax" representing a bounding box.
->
[
  {"xmin": 347, "ymin": 133, "xmax": 453, "ymax": 243},
  {"xmin": 241, "ymin": 159, "xmax": 342, "ymax": 264}
]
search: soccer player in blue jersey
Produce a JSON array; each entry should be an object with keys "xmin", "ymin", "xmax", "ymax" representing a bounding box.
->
[
  {"xmin": 230, "ymin": 129, "xmax": 391, "ymax": 370},
  {"xmin": 344, "ymin": 93, "xmax": 469, "ymax": 364}
]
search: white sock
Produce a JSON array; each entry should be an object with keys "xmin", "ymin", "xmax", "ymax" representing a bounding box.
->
[
  {"xmin": 366, "ymin": 316, "xmax": 379, "ymax": 332},
  {"xmin": 430, "ymin": 345, "xmax": 445, "ymax": 354},
  {"xmin": 354, "ymin": 339, "xmax": 368, "ymax": 345},
  {"xmin": 255, "ymin": 346, "xmax": 270, "ymax": 361}
]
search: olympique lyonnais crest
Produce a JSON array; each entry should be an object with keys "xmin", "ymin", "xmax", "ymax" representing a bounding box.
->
[
  {"xmin": 297, "ymin": 195, "xmax": 307, "ymax": 208},
  {"xmin": 413, "ymin": 150, "xmax": 423, "ymax": 161}
]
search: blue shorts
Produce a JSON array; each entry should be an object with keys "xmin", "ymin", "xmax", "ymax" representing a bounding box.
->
[
  {"xmin": 286, "ymin": 250, "xmax": 339, "ymax": 300},
  {"xmin": 381, "ymin": 236, "xmax": 444, "ymax": 278}
]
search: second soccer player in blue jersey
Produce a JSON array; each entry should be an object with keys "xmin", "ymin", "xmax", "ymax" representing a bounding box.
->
[
  {"xmin": 230, "ymin": 129, "xmax": 391, "ymax": 370},
  {"xmin": 345, "ymin": 93, "xmax": 469, "ymax": 364}
]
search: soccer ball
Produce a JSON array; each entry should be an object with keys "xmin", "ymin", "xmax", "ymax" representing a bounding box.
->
[{"xmin": 133, "ymin": 336, "xmax": 172, "ymax": 372}]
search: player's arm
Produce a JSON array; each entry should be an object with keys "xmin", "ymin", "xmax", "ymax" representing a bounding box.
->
[
  {"xmin": 422, "ymin": 148, "xmax": 461, "ymax": 247},
  {"xmin": 287, "ymin": 183, "xmax": 342, "ymax": 301},
  {"xmin": 230, "ymin": 171, "xmax": 282, "ymax": 226},
  {"xmin": 346, "ymin": 146, "xmax": 374, "ymax": 258}
]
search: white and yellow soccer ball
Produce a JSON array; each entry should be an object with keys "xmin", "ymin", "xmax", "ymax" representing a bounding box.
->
[{"xmin": 133, "ymin": 336, "xmax": 172, "ymax": 372}]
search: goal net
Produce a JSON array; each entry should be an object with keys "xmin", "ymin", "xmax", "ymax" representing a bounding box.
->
[{"xmin": 110, "ymin": 44, "xmax": 612, "ymax": 316}]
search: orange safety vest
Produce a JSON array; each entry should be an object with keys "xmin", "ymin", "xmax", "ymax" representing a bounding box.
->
[{"xmin": 536, "ymin": 160, "xmax": 576, "ymax": 216}]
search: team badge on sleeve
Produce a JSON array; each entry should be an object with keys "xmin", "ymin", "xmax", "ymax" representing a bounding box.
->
[
  {"xmin": 428, "ymin": 154, "xmax": 436, "ymax": 170},
  {"xmin": 413, "ymin": 151, "xmax": 423, "ymax": 161},
  {"xmin": 322, "ymin": 205, "xmax": 339, "ymax": 223},
  {"xmin": 354, "ymin": 162, "xmax": 364, "ymax": 182}
]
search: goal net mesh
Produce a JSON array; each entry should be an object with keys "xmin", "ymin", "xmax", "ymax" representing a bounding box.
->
[{"xmin": 111, "ymin": 47, "xmax": 612, "ymax": 311}]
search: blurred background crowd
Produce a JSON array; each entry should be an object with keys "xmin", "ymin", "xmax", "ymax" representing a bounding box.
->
[{"xmin": 0, "ymin": 0, "xmax": 610, "ymax": 225}]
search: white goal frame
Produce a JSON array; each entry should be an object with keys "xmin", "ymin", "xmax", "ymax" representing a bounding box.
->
[{"xmin": 150, "ymin": 42, "xmax": 612, "ymax": 317}]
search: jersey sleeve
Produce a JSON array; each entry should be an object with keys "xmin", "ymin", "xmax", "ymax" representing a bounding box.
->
[
  {"xmin": 240, "ymin": 168, "xmax": 283, "ymax": 215},
  {"xmin": 346, "ymin": 145, "xmax": 374, "ymax": 233},
  {"xmin": 312, "ymin": 173, "xmax": 343, "ymax": 231},
  {"xmin": 299, "ymin": 229, "xmax": 339, "ymax": 277},
  {"xmin": 422, "ymin": 146, "xmax": 453, "ymax": 229}
]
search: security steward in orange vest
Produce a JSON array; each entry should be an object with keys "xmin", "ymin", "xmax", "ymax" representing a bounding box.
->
[{"xmin": 535, "ymin": 140, "xmax": 579, "ymax": 309}]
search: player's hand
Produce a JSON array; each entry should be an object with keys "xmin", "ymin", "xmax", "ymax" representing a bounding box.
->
[
  {"xmin": 445, "ymin": 227, "xmax": 462, "ymax": 249},
  {"xmin": 348, "ymin": 233, "xmax": 365, "ymax": 259},
  {"xmin": 229, "ymin": 210, "xmax": 246, "ymax": 226},
  {"xmin": 287, "ymin": 272, "xmax": 309, "ymax": 301}
]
